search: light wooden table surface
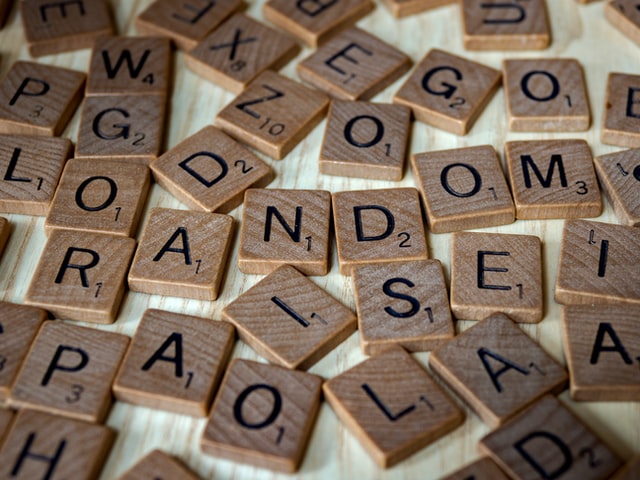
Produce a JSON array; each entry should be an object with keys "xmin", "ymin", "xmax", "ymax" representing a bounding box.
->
[{"xmin": 0, "ymin": 1, "xmax": 639, "ymax": 479}]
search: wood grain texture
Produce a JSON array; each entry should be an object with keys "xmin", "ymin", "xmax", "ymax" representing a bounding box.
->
[
  {"xmin": 0, "ymin": 408, "xmax": 14, "ymax": 448},
  {"xmin": 439, "ymin": 456, "xmax": 510, "ymax": 480},
  {"xmin": 119, "ymin": 449, "xmax": 201, "ymax": 480},
  {"xmin": 606, "ymin": 0, "xmax": 640, "ymax": 47},
  {"xmin": 594, "ymin": 148, "xmax": 640, "ymax": 226},
  {"xmin": 0, "ymin": 216, "xmax": 9, "ymax": 257},
  {"xmin": 602, "ymin": 72, "xmax": 640, "ymax": 148},
  {"xmin": 380, "ymin": 0, "xmax": 454, "ymax": 19}
]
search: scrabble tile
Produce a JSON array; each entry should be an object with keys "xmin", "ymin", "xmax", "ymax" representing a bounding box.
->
[
  {"xmin": 45, "ymin": 159, "xmax": 149, "ymax": 238},
  {"xmin": 602, "ymin": 72, "xmax": 640, "ymax": 148},
  {"xmin": 0, "ymin": 135, "xmax": 72, "ymax": 216},
  {"xmin": 150, "ymin": 126, "xmax": 273, "ymax": 213},
  {"xmin": 503, "ymin": 58, "xmax": 591, "ymax": 131},
  {"xmin": 215, "ymin": 70, "xmax": 329, "ymax": 159},
  {"xmin": 135, "ymin": 0, "xmax": 244, "ymax": 51},
  {"xmin": 0, "ymin": 409, "xmax": 14, "ymax": 448},
  {"xmin": 113, "ymin": 309, "xmax": 235, "ymax": 416},
  {"xmin": 20, "ymin": 0, "xmax": 114, "ymax": 57},
  {"xmin": 319, "ymin": 101, "xmax": 411, "ymax": 181},
  {"xmin": 86, "ymin": 36, "xmax": 171, "ymax": 96},
  {"xmin": 450, "ymin": 231, "xmax": 543, "ymax": 323},
  {"xmin": 381, "ymin": 0, "xmax": 454, "ymax": 19},
  {"xmin": 393, "ymin": 49, "xmax": 501, "ymax": 135},
  {"xmin": 119, "ymin": 449, "xmax": 200, "ymax": 480},
  {"xmin": 505, "ymin": 140, "xmax": 602, "ymax": 219},
  {"xmin": 238, "ymin": 189, "xmax": 331, "ymax": 276},
  {"xmin": 594, "ymin": 148, "xmax": 640, "ymax": 226},
  {"xmin": 429, "ymin": 312, "xmax": 567, "ymax": 428},
  {"xmin": 323, "ymin": 346, "xmax": 464, "ymax": 468},
  {"xmin": 611, "ymin": 454, "xmax": 640, "ymax": 480},
  {"xmin": 0, "ymin": 62, "xmax": 85, "ymax": 136},
  {"xmin": 24, "ymin": 230, "xmax": 136, "ymax": 323},
  {"xmin": 0, "ymin": 409, "xmax": 114, "ymax": 479},
  {"xmin": 411, "ymin": 145, "xmax": 515, "ymax": 233},
  {"xmin": 127, "ymin": 208, "xmax": 234, "ymax": 301},
  {"xmin": 75, "ymin": 95, "xmax": 166, "ymax": 164},
  {"xmin": 262, "ymin": 0, "xmax": 374, "ymax": 48},
  {"xmin": 0, "ymin": 302, "xmax": 48, "ymax": 403},
  {"xmin": 352, "ymin": 260, "xmax": 454, "ymax": 355},
  {"xmin": 201, "ymin": 358, "xmax": 323, "ymax": 473},
  {"xmin": 186, "ymin": 13, "xmax": 300, "ymax": 94},
  {"xmin": 0, "ymin": 216, "xmax": 9, "ymax": 256},
  {"xmin": 606, "ymin": 1, "xmax": 640, "ymax": 47},
  {"xmin": 562, "ymin": 304, "xmax": 640, "ymax": 401},
  {"xmin": 555, "ymin": 219, "xmax": 640, "ymax": 306},
  {"xmin": 332, "ymin": 188, "xmax": 429, "ymax": 275},
  {"xmin": 222, "ymin": 264, "xmax": 356, "ymax": 370},
  {"xmin": 480, "ymin": 396, "xmax": 622, "ymax": 480},
  {"xmin": 440, "ymin": 456, "xmax": 510, "ymax": 480},
  {"xmin": 296, "ymin": 27, "xmax": 412, "ymax": 101},
  {"xmin": 10, "ymin": 321, "xmax": 129, "ymax": 423}
]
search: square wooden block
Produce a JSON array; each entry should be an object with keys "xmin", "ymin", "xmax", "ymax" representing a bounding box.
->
[
  {"xmin": 503, "ymin": 58, "xmax": 590, "ymax": 131},
  {"xmin": 352, "ymin": 259, "xmax": 454, "ymax": 355},
  {"xmin": 505, "ymin": 140, "xmax": 602, "ymax": 219},
  {"xmin": 480, "ymin": 396, "xmax": 622, "ymax": 480},
  {"xmin": 20, "ymin": 0, "xmax": 114, "ymax": 57},
  {"xmin": 120, "ymin": 450, "xmax": 199, "ymax": 480},
  {"xmin": 0, "ymin": 409, "xmax": 115, "ymax": 479},
  {"xmin": 25, "ymin": 230, "xmax": 136, "ymax": 323},
  {"xmin": 394, "ymin": 49, "xmax": 501, "ymax": 135},
  {"xmin": 238, "ymin": 189, "xmax": 331, "ymax": 276},
  {"xmin": 594, "ymin": 148, "xmax": 640, "ymax": 226},
  {"xmin": 150, "ymin": 126, "xmax": 273, "ymax": 213},
  {"xmin": 381, "ymin": 0, "xmax": 454, "ymax": 19},
  {"xmin": 215, "ymin": 70, "xmax": 329, "ymax": 159},
  {"xmin": 0, "ymin": 62, "xmax": 85, "ymax": 136},
  {"xmin": 332, "ymin": 188, "xmax": 429, "ymax": 275},
  {"xmin": 10, "ymin": 321, "xmax": 129, "ymax": 423},
  {"xmin": 450, "ymin": 231, "xmax": 543, "ymax": 323},
  {"xmin": 186, "ymin": 13, "xmax": 300, "ymax": 94},
  {"xmin": 263, "ymin": 0, "xmax": 373, "ymax": 47},
  {"xmin": 606, "ymin": 1, "xmax": 640, "ymax": 47},
  {"xmin": 555, "ymin": 219, "xmax": 640, "ymax": 305},
  {"xmin": 45, "ymin": 159, "xmax": 150, "ymax": 238},
  {"xmin": 222, "ymin": 265, "xmax": 356, "ymax": 370},
  {"xmin": 113, "ymin": 309, "xmax": 235, "ymax": 416},
  {"xmin": 319, "ymin": 101, "xmax": 411, "ymax": 181},
  {"xmin": 323, "ymin": 346, "xmax": 464, "ymax": 468},
  {"xmin": 602, "ymin": 72, "xmax": 640, "ymax": 147},
  {"xmin": 297, "ymin": 27, "xmax": 412, "ymax": 101},
  {"xmin": 128, "ymin": 208, "xmax": 234, "ymax": 301},
  {"xmin": 440, "ymin": 457, "xmax": 510, "ymax": 480},
  {"xmin": 411, "ymin": 145, "xmax": 515, "ymax": 233},
  {"xmin": 0, "ymin": 409, "xmax": 14, "ymax": 448},
  {"xmin": 201, "ymin": 358, "xmax": 323, "ymax": 473},
  {"xmin": 612, "ymin": 454, "xmax": 640, "ymax": 480},
  {"xmin": 430, "ymin": 312, "xmax": 567, "ymax": 428}
]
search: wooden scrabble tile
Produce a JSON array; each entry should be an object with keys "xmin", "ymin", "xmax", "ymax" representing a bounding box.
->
[
  {"xmin": 262, "ymin": 0, "xmax": 374, "ymax": 48},
  {"xmin": 20, "ymin": 0, "xmax": 114, "ymax": 57},
  {"xmin": 562, "ymin": 304, "xmax": 640, "ymax": 401},
  {"xmin": 606, "ymin": 1, "xmax": 640, "ymax": 47},
  {"xmin": 505, "ymin": 140, "xmax": 602, "ymax": 219},
  {"xmin": 611, "ymin": 454, "xmax": 640, "ymax": 480},
  {"xmin": 319, "ymin": 101, "xmax": 411, "ymax": 180},
  {"xmin": 297, "ymin": 27, "xmax": 412, "ymax": 101},
  {"xmin": 381, "ymin": 0, "xmax": 454, "ymax": 19},
  {"xmin": 10, "ymin": 321, "xmax": 129, "ymax": 423},
  {"xmin": 215, "ymin": 70, "xmax": 329, "ymax": 159},
  {"xmin": 120, "ymin": 449, "xmax": 200, "ymax": 480},
  {"xmin": 150, "ymin": 126, "xmax": 273, "ymax": 213},
  {"xmin": 0, "ymin": 409, "xmax": 14, "ymax": 448},
  {"xmin": 45, "ymin": 159, "xmax": 149, "ymax": 238},
  {"xmin": 594, "ymin": 148, "xmax": 640, "ymax": 226},
  {"xmin": 555, "ymin": 219, "xmax": 640, "ymax": 306},
  {"xmin": 450, "ymin": 231, "xmax": 543, "ymax": 323},
  {"xmin": 127, "ymin": 208, "xmax": 234, "ymax": 301},
  {"xmin": 201, "ymin": 358, "xmax": 323, "ymax": 473},
  {"xmin": 86, "ymin": 36, "xmax": 171, "ymax": 96},
  {"xmin": 186, "ymin": 13, "xmax": 300, "ymax": 94},
  {"xmin": 222, "ymin": 265, "xmax": 356, "ymax": 370},
  {"xmin": 332, "ymin": 188, "xmax": 428, "ymax": 275},
  {"xmin": 0, "ymin": 62, "xmax": 85, "ymax": 136},
  {"xmin": 411, "ymin": 145, "xmax": 515, "ymax": 233},
  {"xmin": 0, "ymin": 216, "xmax": 9, "ymax": 256},
  {"xmin": 440, "ymin": 456, "xmax": 510, "ymax": 480},
  {"xmin": 393, "ymin": 49, "xmax": 501, "ymax": 135},
  {"xmin": 602, "ymin": 72, "xmax": 640, "ymax": 147},
  {"xmin": 0, "ymin": 135, "xmax": 72, "ymax": 216},
  {"xmin": 238, "ymin": 189, "xmax": 331, "ymax": 276},
  {"xmin": 352, "ymin": 260, "xmax": 454, "ymax": 355},
  {"xmin": 429, "ymin": 312, "xmax": 567, "ymax": 428},
  {"xmin": 0, "ymin": 409, "xmax": 115, "ymax": 479},
  {"xmin": 503, "ymin": 58, "xmax": 591, "ymax": 131},
  {"xmin": 75, "ymin": 95, "xmax": 166, "ymax": 164},
  {"xmin": 24, "ymin": 230, "xmax": 136, "ymax": 323},
  {"xmin": 323, "ymin": 346, "xmax": 464, "ymax": 468},
  {"xmin": 480, "ymin": 396, "xmax": 622, "ymax": 480},
  {"xmin": 113, "ymin": 309, "xmax": 235, "ymax": 416},
  {"xmin": 135, "ymin": 0, "xmax": 244, "ymax": 51},
  {"xmin": 0, "ymin": 302, "xmax": 48, "ymax": 403}
]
